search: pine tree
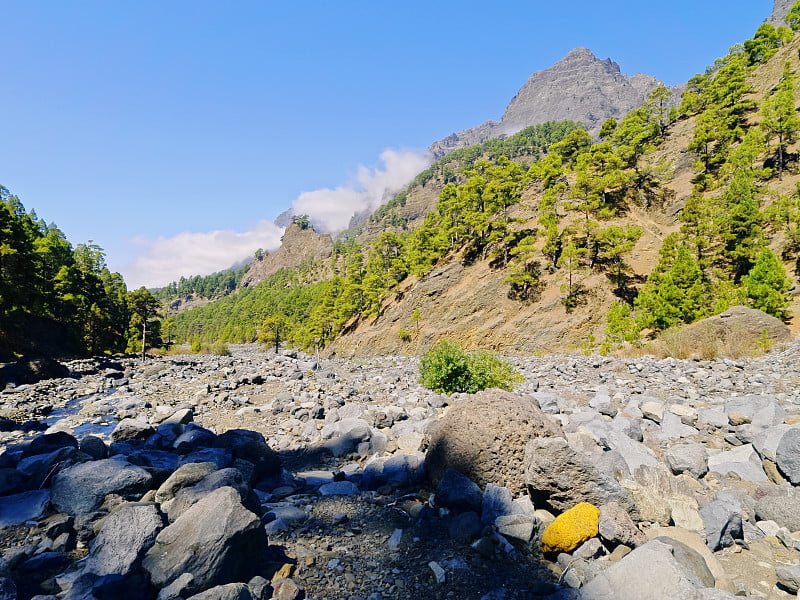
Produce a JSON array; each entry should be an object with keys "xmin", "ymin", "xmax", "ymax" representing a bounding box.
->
[
  {"xmin": 761, "ymin": 62, "xmax": 800, "ymax": 179},
  {"xmin": 742, "ymin": 248, "xmax": 792, "ymax": 319},
  {"xmin": 634, "ymin": 244, "xmax": 708, "ymax": 330}
]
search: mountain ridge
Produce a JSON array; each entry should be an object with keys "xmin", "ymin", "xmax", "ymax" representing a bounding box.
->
[{"xmin": 429, "ymin": 47, "xmax": 673, "ymax": 158}]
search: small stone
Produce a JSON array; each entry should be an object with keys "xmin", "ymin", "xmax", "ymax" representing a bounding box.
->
[
  {"xmin": 598, "ymin": 502, "xmax": 645, "ymax": 548},
  {"xmin": 271, "ymin": 578, "xmax": 302, "ymax": 600},
  {"xmin": 428, "ymin": 561, "xmax": 446, "ymax": 584},
  {"xmin": 607, "ymin": 544, "xmax": 632, "ymax": 561},
  {"xmin": 386, "ymin": 529, "xmax": 403, "ymax": 551},
  {"xmin": 495, "ymin": 514, "xmax": 535, "ymax": 542},
  {"xmin": 572, "ymin": 537, "xmax": 606, "ymax": 560},
  {"xmin": 319, "ymin": 481, "xmax": 358, "ymax": 496},
  {"xmin": 471, "ymin": 536, "xmax": 495, "ymax": 558}
]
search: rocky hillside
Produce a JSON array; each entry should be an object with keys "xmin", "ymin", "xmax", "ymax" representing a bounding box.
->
[
  {"xmin": 1, "ymin": 344, "xmax": 799, "ymax": 598},
  {"xmin": 429, "ymin": 48, "xmax": 669, "ymax": 158},
  {"xmin": 325, "ymin": 30, "xmax": 800, "ymax": 358},
  {"xmin": 769, "ymin": 0, "xmax": 794, "ymax": 25},
  {"xmin": 240, "ymin": 223, "xmax": 333, "ymax": 288}
]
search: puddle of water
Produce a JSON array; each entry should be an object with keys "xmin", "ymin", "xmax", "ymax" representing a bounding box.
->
[{"xmin": 41, "ymin": 391, "xmax": 119, "ymax": 440}]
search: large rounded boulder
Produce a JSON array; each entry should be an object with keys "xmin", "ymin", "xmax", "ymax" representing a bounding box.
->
[{"xmin": 425, "ymin": 389, "xmax": 562, "ymax": 493}]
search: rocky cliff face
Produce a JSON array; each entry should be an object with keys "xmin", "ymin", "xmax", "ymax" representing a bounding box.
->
[
  {"xmin": 429, "ymin": 48, "xmax": 668, "ymax": 158},
  {"xmin": 240, "ymin": 223, "xmax": 333, "ymax": 287},
  {"xmin": 768, "ymin": 0, "xmax": 793, "ymax": 25}
]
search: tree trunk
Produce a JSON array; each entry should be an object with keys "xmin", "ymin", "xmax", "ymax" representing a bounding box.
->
[{"xmin": 141, "ymin": 319, "xmax": 147, "ymax": 362}]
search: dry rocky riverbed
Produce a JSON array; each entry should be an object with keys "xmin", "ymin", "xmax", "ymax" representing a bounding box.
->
[{"xmin": 0, "ymin": 343, "xmax": 799, "ymax": 599}]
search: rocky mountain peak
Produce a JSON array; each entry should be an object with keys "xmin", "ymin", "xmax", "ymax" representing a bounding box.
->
[
  {"xmin": 240, "ymin": 223, "xmax": 333, "ymax": 287},
  {"xmin": 768, "ymin": 0, "xmax": 794, "ymax": 25},
  {"xmin": 429, "ymin": 47, "xmax": 668, "ymax": 158}
]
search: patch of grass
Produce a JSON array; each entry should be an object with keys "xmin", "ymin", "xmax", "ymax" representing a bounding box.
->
[{"xmin": 618, "ymin": 322, "xmax": 785, "ymax": 360}]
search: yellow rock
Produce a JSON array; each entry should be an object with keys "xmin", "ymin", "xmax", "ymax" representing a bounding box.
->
[{"xmin": 541, "ymin": 502, "xmax": 600, "ymax": 554}]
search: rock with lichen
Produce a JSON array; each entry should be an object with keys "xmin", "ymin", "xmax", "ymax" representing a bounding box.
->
[{"xmin": 541, "ymin": 502, "xmax": 600, "ymax": 554}]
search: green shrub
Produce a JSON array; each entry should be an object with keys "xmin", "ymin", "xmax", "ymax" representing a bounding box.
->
[
  {"xmin": 210, "ymin": 341, "xmax": 231, "ymax": 356},
  {"xmin": 189, "ymin": 339, "xmax": 202, "ymax": 353},
  {"xmin": 419, "ymin": 340, "xmax": 522, "ymax": 394}
]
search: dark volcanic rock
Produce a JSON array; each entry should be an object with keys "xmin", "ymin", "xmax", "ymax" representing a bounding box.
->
[
  {"xmin": 426, "ymin": 389, "xmax": 562, "ymax": 493},
  {"xmin": 24, "ymin": 432, "xmax": 79, "ymax": 457},
  {"xmin": 85, "ymin": 503, "xmax": 164, "ymax": 576},
  {"xmin": 51, "ymin": 459, "xmax": 153, "ymax": 515},
  {"xmin": 0, "ymin": 489, "xmax": 50, "ymax": 527},
  {"xmin": 214, "ymin": 429, "xmax": 281, "ymax": 481},
  {"xmin": 524, "ymin": 437, "xmax": 637, "ymax": 514},
  {"xmin": 435, "ymin": 469, "xmax": 483, "ymax": 514},
  {"xmin": 142, "ymin": 486, "xmax": 268, "ymax": 596},
  {"xmin": 7, "ymin": 355, "xmax": 70, "ymax": 384}
]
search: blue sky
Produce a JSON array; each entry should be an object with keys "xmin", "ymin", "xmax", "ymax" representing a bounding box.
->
[{"xmin": 1, "ymin": 1, "xmax": 772, "ymax": 287}]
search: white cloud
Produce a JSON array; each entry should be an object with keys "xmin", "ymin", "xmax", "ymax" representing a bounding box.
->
[
  {"xmin": 122, "ymin": 219, "xmax": 284, "ymax": 289},
  {"xmin": 119, "ymin": 148, "xmax": 431, "ymax": 289},
  {"xmin": 291, "ymin": 148, "xmax": 432, "ymax": 233}
]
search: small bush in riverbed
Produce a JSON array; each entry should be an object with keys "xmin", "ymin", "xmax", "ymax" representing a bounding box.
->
[
  {"xmin": 209, "ymin": 341, "xmax": 231, "ymax": 356},
  {"xmin": 419, "ymin": 340, "xmax": 522, "ymax": 394}
]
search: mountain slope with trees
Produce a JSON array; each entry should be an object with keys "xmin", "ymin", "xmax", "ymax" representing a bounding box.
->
[{"xmin": 169, "ymin": 5, "xmax": 800, "ymax": 357}]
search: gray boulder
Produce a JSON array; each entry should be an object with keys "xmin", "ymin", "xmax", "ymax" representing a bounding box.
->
[
  {"xmin": 155, "ymin": 462, "xmax": 218, "ymax": 504},
  {"xmin": 320, "ymin": 418, "xmax": 373, "ymax": 457},
  {"xmin": 24, "ymin": 431, "xmax": 78, "ymax": 457},
  {"xmin": 0, "ymin": 469, "xmax": 24, "ymax": 496},
  {"xmin": 776, "ymin": 427, "xmax": 800, "ymax": 484},
  {"xmin": 435, "ymin": 469, "xmax": 482, "ymax": 513},
  {"xmin": 426, "ymin": 389, "xmax": 562, "ymax": 493},
  {"xmin": 0, "ymin": 576, "xmax": 14, "ymax": 600},
  {"xmin": 0, "ymin": 489, "xmax": 50, "ymax": 527},
  {"xmin": 165, "ymin": 468, "xmax": 251, "ymax": 522},
  {"xmin": 173, "ymin": 426, "xmax": 217, "ymax": 454},
  {"xmin": 213, "ymin": 429, "xmax": 281, "ymax": 481},
  {"xmin": 481, "ymin": 483, "xmax": 514, "ymax": 525},
  {"xmin": 361, "ymin": 453, "xmax": 425, "ymax": 490},
  {"xmin": 598, "ymin": 502, "xmax": 646, "ymax": 548},
  {"xmin": 700, "ymin": 491, "xmax": 742, "ymax": 552},
  {"xmin": 754, "ymin": 487, "xmax": 800, "ymax": 532},
  {"xmin": 524, "ymin": 437, "xmax": 636, "ymax": 513},
  {"xmin": 79, "ymin": 436, "xmax": 108, "ymax": 460},
  {"xmin": 177, "ymin": 448, "xmax": 233, "ymax": 470},
  {"xmin": 85, "ymin": 503, "xmax": 164, "ymax": 576},
  {"xmin": 706, "ymin": 444, "xmax": 769, "ymax": 484},
  {"xmin": 16, "ymin": 446, "xmax": 90, "ymax": 488},
  {"xmin": 142, "ymin": 486, "xmax": 268, "ymax": 596},
  {"xmin": 580, "ymin": 539, "xmax": 716, "ymax": 599},
  {"xmin": 111, "ymin": 419, "xmax": 155, "ymax": 443},
  {"xmin": 776, "ymin": 564, "xmax": 800, "ymax": 594},
  {"xmin": 652, "ymin": 536, "xmax": 714, "ymax": 588},
  {"xmin": 665, "ymin": 443, "xmax": 708, "ymax": 479},
  {"xmin": 51, "ymin": 459, "xmax": 152, "ymax": 515},
  {"xmin": 752, "ymin": 424, "xmax": 791, "ymax": 462},
  {"xmin": 605, "ymin": 430, "xmax": 659, "ymax": 475}
]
